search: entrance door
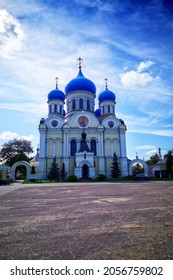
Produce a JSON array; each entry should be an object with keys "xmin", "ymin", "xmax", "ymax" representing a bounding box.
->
[{"xmin": 82, "ymin": 164, "xmax": 89, "ymax": 178}]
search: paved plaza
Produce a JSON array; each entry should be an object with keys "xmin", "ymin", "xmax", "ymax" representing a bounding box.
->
[{"xmin": 0, "ymin": 181, "xmax": 172, "ymax": 260}]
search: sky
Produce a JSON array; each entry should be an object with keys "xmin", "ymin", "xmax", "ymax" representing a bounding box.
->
[{"xmin": 0, "ymin": 0, "xmax": 172, "ymax": 160}]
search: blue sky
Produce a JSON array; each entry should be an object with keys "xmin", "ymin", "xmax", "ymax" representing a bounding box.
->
[{"xmin": 0, "ymin": 0, "xmax": 172, "ymax": 160}]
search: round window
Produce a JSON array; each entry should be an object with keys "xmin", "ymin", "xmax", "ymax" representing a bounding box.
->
[
  {"xmin": 51, "ymin": 120, "xmax": 58, "ymax": 127},
  {"xmin": 108, "ymin": 121, "xmax": 114, "ymax": 128}
]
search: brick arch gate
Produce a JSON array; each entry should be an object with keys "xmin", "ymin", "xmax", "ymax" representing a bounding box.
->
[
  {"xmin": 128, "ymin": 158, "xmax": 148, "ymax": 175},
  {"xmin": 11, "ymin": 161, "xmax": 31, "ymax": 180}
]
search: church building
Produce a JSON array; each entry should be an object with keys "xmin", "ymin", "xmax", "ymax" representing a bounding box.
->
[{"xmin": 38, "ymin": 58, "xmax": 128, "ymax": 179}]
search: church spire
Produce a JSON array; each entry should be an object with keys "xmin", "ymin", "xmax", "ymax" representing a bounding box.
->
[{"xmin": 77, "ymin": 57, "xmax": 83, "ymax": 70}]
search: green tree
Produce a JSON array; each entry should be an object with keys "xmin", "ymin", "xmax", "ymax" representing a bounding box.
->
[
  {"xmin": 146, "ymin": 153, "xmax": 160, "ymax": 166},
  {"xmin": 0, "ymin": 138, "xmax": 34, "ymax": 167},
  {"xmin": 60, "ymin": 162, "xmax": 66, "ymax": 180},
  {"xmin": 31, "ymin": 166, "xmax": 36, "ymax": 174},
  {"xmin": 48, "ymin": 157, "xmax": 59, "ymax": 180},
  {"xmin": 132, "ymin": 163, "xmax": 144, "ymax": 175},
  {"xmin": 165, "ymin": 150, "xmax": 173, "ymax": 178},
  {"xmin": 111, "ymin": 152, "xmax": 120, "ymax": 178}
]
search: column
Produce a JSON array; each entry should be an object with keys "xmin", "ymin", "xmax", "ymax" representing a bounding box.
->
[
  {"xmin": 119, "ymin": 126, "xmax": 128, "ymax": 176},
  {"xmin": 52, "ymin": 141, "xmax": 56, "ymax": 157}
]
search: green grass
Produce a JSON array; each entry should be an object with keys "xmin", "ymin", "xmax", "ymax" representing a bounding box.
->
[{"xmin": 22, "ymin": 177, "xmax": 173, "ymax": 184}]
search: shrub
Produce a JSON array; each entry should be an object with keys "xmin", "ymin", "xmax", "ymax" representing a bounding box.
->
[
  {"xmin": 30, "ymin": 179, "xmax": 36, "ymax": 182},
  {"xmin": 97, "ymin": 174, "xmax": 106, "ymax": 181},
  {"xmin": 66, "ymin": 175, "xmax": 78, "ymax": 182},
  {"xmin": 0, "ymin": 180, "xmax": 10, "ymax": 185}
]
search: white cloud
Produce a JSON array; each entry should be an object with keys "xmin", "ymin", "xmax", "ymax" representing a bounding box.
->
[
  {"xmin": 135, "ymin": 145, "xmax": 157, "ymax": 150},
  {"xmin": 73, "ymin": 0, "xmax": 115, "ymax": 12},
  {"xmin": 120, "ymin": 113, "xmax": 173, "ymax": 137},
  {"xmin": 137, "ymin": 61, "xmax": 154, "ymax": 73},
  {"xmin": 145, "ymin": 149, "xmax": 158, "ymax": 155},
  {"xmin": 120, "ymin": 70, "xmax": 154, "ymax": 87},
  {"xmin": 120, "ymin": 60, "xmax": 155, "ymax": 87},
  {"xmin": 0, "ymin": 102, "xmax": 47, "ymax": 116},
  {"xmin": 0, "ymin": 131, "xmax": 34, "ymax": 141},
  {"xmin": 0, "ymin": 9, "xmax": 25, "ymax": 58}
]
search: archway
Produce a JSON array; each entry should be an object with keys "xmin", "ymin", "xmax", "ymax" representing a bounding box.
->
[
  {"xmin": 82, "ymin": 164, "xmax": 89, "ymax": 178},
  {"xmin": 128, "ymin": 158, "xmax": 148, "ymax": 176},
  {"xmin": 15, "ymin": 165, "xmax": 27, "ymax": 180},
  {"xmin": 11, "ymin": 161, "xmax": 31, "ymax": 181}
]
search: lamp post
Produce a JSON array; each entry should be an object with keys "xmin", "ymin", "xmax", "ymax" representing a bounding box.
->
[{"xmin": 158, "ymin": 147, "xmax": 162, "ymax": 178}]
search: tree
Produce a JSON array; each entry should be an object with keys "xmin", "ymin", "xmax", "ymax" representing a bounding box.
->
[
  {"xmin": 31, "ymin": 166, "xmax": 36, "ymax": 174},
  {"xmin": 132, "ymin": 163, "xmax": 144, "ymax": 175},
  {"xmin": 48, "ymin": 157, "xmax": 59, "ymax": 180},
  {"xmin": 165, "ymin": 150, "xmax": 173, "ymax": 178},
  {"xmin": 146, "ymin": 153, "xmax": 160, "ymax": 166},
  {"xmin": 111, "ymin": 152, "xmax": 120, "ymax": 178},
  {"xmin": 0, "ymin": 138, "xmax": 34, "ymax": 167},
  {"xmin": 60, "ymin": 162, "xmax": 66, "ymax": 180}
]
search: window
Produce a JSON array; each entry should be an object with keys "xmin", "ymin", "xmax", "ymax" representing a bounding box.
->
[
  {"xmin": 67, "ymin": 101, "xmax": 70, "ymax": 111},
  {"xmin": 79, "ymin": 98, "xmax": 83, "ymax": 109},
  {"xmin": 71, "ymin": 139, "xmax": 77, "ymax": 156},
  {"xmin": 102, "ymin": 106, "xmax": 105, "ymax": 114},
  {"xmin": 108, "ymin": 105, "xmax": 110, "ymax": 113},
  {"xmin": 91, "ymin": 139, "xmax": 97, "ymax": 156},
  {"xmin": 72, "ymin": 99, "xmax": 76, "ymax": 110},
  {"xmin": 87, "ymin": 99, "xmax": 90, "ymax": 110},
  {"xmin": 54, "ymin": 104, "xmax": 57, "ymax": 113},
  {"xmin": 60, "ymin": 105, "xmax": 62, "ymax": 114}
]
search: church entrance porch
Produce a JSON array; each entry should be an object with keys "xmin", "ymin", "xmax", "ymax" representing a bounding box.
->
[{"xmin": 82, "ymin": 164, "xmax": 89, "ymax": 178}]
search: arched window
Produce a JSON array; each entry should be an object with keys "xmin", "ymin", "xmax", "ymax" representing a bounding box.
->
[
  {"xmin": 72, "ymin": 99, "xmax": 76, "ymax": 110},
  {"xmin": 68, "ymin": 101, "xmax": 70, "ymax": 111},
  {"xmin": 91, "ymin": 139, "xmax": 97, "ymax": 156},
  {"xmin": 79, "ymin": 98, "xmax": 83, "ymax": 109},
  {"xmin": 87, "ymin": 99, "xmax": 90, "ymax": 110},
  {"xmin": 108, "ymin": 105, "xmax": 110, "ymax": 113},
  {"xmin": 70, "ymin": 139, "xmax": 77, "ymax": 156},
  {"xmin": 54, "ymin": 104, "xmax": 57, "ymax": 113},
  {"xmin": 60, "ymin": 105, "xmax": 62, "ymax": 114}
]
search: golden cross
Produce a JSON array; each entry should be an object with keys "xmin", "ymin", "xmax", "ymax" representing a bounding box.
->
[
  {"xmin": 55, "ymin": 77, "xmax": 59, "ymax": 88},
  {"xmin": 77, "ymin": 57, "xmax": 83, "ymax": 70},
  {"xmin": 104, "ymin": 78, "xmax": 108, "ymax": 89}
]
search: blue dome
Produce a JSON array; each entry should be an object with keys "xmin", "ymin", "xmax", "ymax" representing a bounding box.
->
[
  {"xmin": 95, "ymin": 108, "xmax": 101, "ymax": 117},
  {"xmin": 98, "ymin": 88, "xmax": 116, "ymax": 102},
  {"xmin": 48, "ymin": 87, "xmax": 65, "ymax": 101},
  {"xmin": 65, "ymin": 70, "xmax": 96, "ymax": 94}
]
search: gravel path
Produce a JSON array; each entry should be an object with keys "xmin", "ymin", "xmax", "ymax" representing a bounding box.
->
[{"xmin": 0, "ymin": 181, "xmax": 172, "ymax": 259}]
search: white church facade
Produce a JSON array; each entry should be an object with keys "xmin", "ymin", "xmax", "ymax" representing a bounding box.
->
[{"xmin": 38, "ymin": 59, "xmax": 128, "ymax": 179}]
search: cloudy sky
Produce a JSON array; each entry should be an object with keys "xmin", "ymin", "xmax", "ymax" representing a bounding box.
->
[{"xmin": 0, "ymin": 0, "xmax": 172, "ymax": 160}]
